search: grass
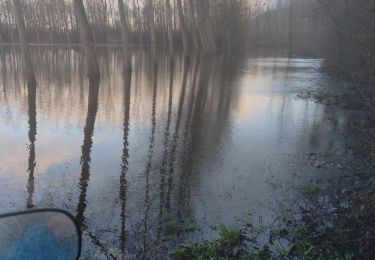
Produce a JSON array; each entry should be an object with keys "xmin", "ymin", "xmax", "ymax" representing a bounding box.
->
[
  {"xmin": 295, "ymin": 244, "xmax": 315, "ymax": 260},
  {"xmin": 218, "ymin": 225, "xmax": 243, "ymax": 247},
  {"xmin": 164, "ymin": 220, "xmax": 179, "ymax": 236},
  {"xmin": 273, "ymin": 240, "xmax": 293, "ymax": 257},
  {"xmin": 182, "ymin": 220, "xmax": 198, "ymax": 232},
  {"xmin": 301, "ymin": 182, "xmax": 320, "ymax": 197},
  {"xmin": 170, "ymin": 221, "xmax": 358, "ymax": 260},
  {"xmin": 170, "ymin": 241, "xmax": 223, "ymax": 260},
  {"xmin": 171, "ymin": 161, "xmax": 375, "ymax": 260},
  {"xmin": 291, "ymin": 224, "xmax": 308, "ymax": 239},
  {"xmin": 170, "ymin": 226, "xmax": 244, "ymax": 260},
  {"xmin": 170, "ymin": 185, "xmax": 361, "ymax": 260},
  {"xmin": 324, "ymin": 248, "xmax": 353, "ymax": 260},
  {"xmin": 164, "ymin": 219, "xmax": 198, "ymax": 236}
]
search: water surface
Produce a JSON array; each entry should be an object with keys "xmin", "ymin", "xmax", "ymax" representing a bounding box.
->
[{"xmin": 0, "ymin": 47, "xmax": 346, "ymax": 258}]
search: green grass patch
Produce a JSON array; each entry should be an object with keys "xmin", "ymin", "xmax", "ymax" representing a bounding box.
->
[
  {"xmin": 219, "ymin": 225, "xmax": 243, "ymax": 247},
  {"xmin": 301, "ymin": 182, "xmax": 320, "ymax": 197},
  {"xmin": 164, "ymin": 220, "xmax": 179, "ymax": 236}
]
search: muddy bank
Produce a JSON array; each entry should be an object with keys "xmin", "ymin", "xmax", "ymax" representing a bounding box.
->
[
  {"xmin": 172, "ymin": 170, "xmax": 375, "ymax": 259},
  {"xmin": 283, "ymin": 76, "xmax": 375, "ymax": 258},
  {"xmin": 293, "ymin": 75, "xmax": 375, "ymax": 258}
]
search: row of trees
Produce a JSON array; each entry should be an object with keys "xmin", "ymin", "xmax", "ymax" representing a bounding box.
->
[
  {"xmin": 5, "ymin": 0, "xmax": 375, "ymax": 96},
  {"xmin": 5, "ymin": 0, "xmax": 371, "ymax": 59},
  {"xmin": 315, "ymin": 0, "xmax": 375, "ymax": 109},
  {"xmin": 248, "ymin": 0, "xmax": 328, "ymax": 55},
  {"xmin": 0, "ymin": 0, "xmax": 252, "ymax": 52},
  {"xmin": 314, "ymin": 0, "xmax": 375, "ymax": 80},
  {"xmin": 252, "ymin": 0, "xmax": 375, "ymax": 72},
  {"xmin": 247, "ymin": 0, "xmax": 375, "ymax": 108}
]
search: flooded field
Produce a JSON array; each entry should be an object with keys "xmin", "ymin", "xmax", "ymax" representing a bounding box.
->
[{"xmin": 0, "ymin": 47, "xmax": 348, "ymax": 259}]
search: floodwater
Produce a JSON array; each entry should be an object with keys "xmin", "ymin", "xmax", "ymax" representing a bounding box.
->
[{"xmin": 0, "ymin": 47, "xmax": 347, "ymax": 259}]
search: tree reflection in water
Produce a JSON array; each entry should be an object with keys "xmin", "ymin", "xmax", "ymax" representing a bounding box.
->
[{"xmin": 0, "ymin": 48, "xmax": 337, "ymax": 259}]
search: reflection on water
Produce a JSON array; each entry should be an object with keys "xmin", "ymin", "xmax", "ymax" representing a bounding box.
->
[
  {"xmin": 76, "ymin": 77, "xmax": 100, "ymax": 228},
  {"xmin": 119, "ymin": 66, "xmax": 132, "ymax": 260},
  {"xmin": 26, "ymin": 77, "xmax": 37, "ymax": 209},
  {"xmin": 0, "ymin": 47, "xmax": 347, "ymax": 258}
]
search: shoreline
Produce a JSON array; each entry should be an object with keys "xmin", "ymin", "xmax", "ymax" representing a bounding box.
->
[{"xmin": 171, "ymin": 73, "xmax": 375, "ymax": 259}]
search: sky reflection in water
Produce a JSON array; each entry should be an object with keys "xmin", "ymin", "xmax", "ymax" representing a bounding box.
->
[{"xmin": 0, "ymin": 48, "xmax": 346, "ymax": 258}]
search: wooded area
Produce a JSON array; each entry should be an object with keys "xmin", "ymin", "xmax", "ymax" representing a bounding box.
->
[
  {"xmin": 0, "ymin": 0, "xmax": 251, "ymax": 52},
  {"xmin": 1, "ymin": 0, "xmax": 375, "ymax": 89}
]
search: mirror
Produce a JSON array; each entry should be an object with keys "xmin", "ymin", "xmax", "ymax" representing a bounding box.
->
[{"xmin": 0, "ymin": 209, "xmax": 81, "ymax": 259}]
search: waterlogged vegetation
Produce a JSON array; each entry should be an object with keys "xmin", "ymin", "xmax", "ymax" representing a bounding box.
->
[
  {"xmin": 164, "ymin": 220, "xmax": 179, "ymax": 236},
  {"xmin": 163, "ymin": 217, "xmax": 199, "ymax": 237},
  {"xmin": 171, "ymin": 226, "xmax": 246, "ymax": 260},
  {"xmin": 171, "ymin": 181, "xmax": 367, "ymax": 260},
  {"xmin": 301, "ymin": 182, "xmax": 320, "ymax": 197},
  {"xmin": 171, "ymin": 221, "xmax": 349, "ymax": 260},
  {"xmin": 171, "ymin": 160, "xmax": 375, "ymax": 259}
]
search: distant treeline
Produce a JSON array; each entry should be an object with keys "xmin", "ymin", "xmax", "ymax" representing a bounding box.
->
[
  {"xmin": 0, "ymin": 0, "xmax": 331, "ymax": 54},
  {"xmin": 1, "ymin": 1, "xmax": 375, "ymax": 86},
  {"xmin": 254, "ymin": 0, "xmax": 375, "ymax": 98},
  {"xmin": 0, "ymin": 0, "xmax": 251, "ymax": 51},
  {"xmin": 315, "ymin": 0, "xmax": 375, "ymax": 86}
]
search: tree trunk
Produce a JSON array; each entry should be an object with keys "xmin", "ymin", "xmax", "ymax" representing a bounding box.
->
[
  {"xmin": 177, "ymin": 0, "xmax": 189, "ymax": 52},
  {"xmin": 195, "ymin": 0, "xmax": 215, "ymax": 52},
  {"xmin": 12, "ymin": 0, "xmax": 37, "ymax": 209},
  {"xmin": 165, "ymin": 0, "xmax": 174, "ymax": 53},
  {"xmin": 148, "ymin": 0, "xmax": 157, "ymax": 54},
  {"xmin": 135, "ymin": 0, "xmax": 143, "ymax": 48},
  {"xmin": 119, "ymin": 66, "xmax": 132, "ymax": 260},
  {"xmin": 118, "ymin": 0, "xmax": 132, "ymax": 71},
  {"xmin": 0, "ymin": 22, "xmax": 4, "ymax": 43},
  {"xmin": 12, "ymin": 0, "xmax": 36, "ymax": 85},
  {"xmin": 73, "ymin": 0, "xmax": 100, "ymax": 80},
  {"xmin": 76, "ymin": 76, "xmax": 100, "ymax": 227},
  {"xmin": 288, "ymin": 0, "xmax": 294, "ymax": 54},
  {"xmin": 26, "ymin": 69, "xmax": 37, "ymax": 209},
  {"xmin": 188, "ymin": 0, "xmax": 200, "ymax": 51}
]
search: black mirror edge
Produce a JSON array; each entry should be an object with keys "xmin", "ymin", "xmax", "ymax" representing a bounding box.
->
[{"xmin": 0, "ymin": 208, "xmax": 81, "ymax": 260}]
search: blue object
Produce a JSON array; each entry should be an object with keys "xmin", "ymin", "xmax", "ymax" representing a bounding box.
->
[{"xmin": 0, "ymin": 222, "xmax": 77, "ymax": 260}]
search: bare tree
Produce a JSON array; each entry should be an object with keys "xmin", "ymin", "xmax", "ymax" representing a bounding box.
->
[
  {"xmin": 188, "ymin": 0, "xmax": 199, "ymax": 50},
  {"xmin": 12, "ymin": 0, "xmax": 36, "ymax": 85},
  {"xmin": 165, "ymin": 0, "xmax": 174, "ymax": 53},
  {"xmin": 148, "ymin": 0, "xmax": 157, "ymax": 53},
  {"xmin": 289, "ymin": 0, "xmax": 294, "ymax": 53},
  {"xmin": 118, "ymin": 0, "xmax": 132, "ymax": 71},
  {"xmin": 73, "ymin": 0, "xmax": 100, "ymax": 80},
  {"xmin": 176, "ymin": 0, "xmax": 189, "ymax": 52},
  {"xmin": 3, "ymin": 0, "xmax": 254, "ymax": 52}
]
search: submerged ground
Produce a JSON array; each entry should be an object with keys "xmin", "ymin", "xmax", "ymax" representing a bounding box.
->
[{"xmin": 0, "ymin": 47, "xmax": 372, "ymax": 259}]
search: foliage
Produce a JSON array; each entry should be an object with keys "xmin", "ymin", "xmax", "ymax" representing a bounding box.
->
[
  {"xmin": 301, "ymin": 182, "xmax": 320, "ymax": 197},
  {"xmin": 218, "ymin": 226, "xmax": 244, "ymax": 247},
  {"xmin": 164, "ymin": 218, "xmax": 198, "ymax": 237},
  {"xmin": 164, "ymin": 220, "xmax": 179, "ymax": 236}
]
